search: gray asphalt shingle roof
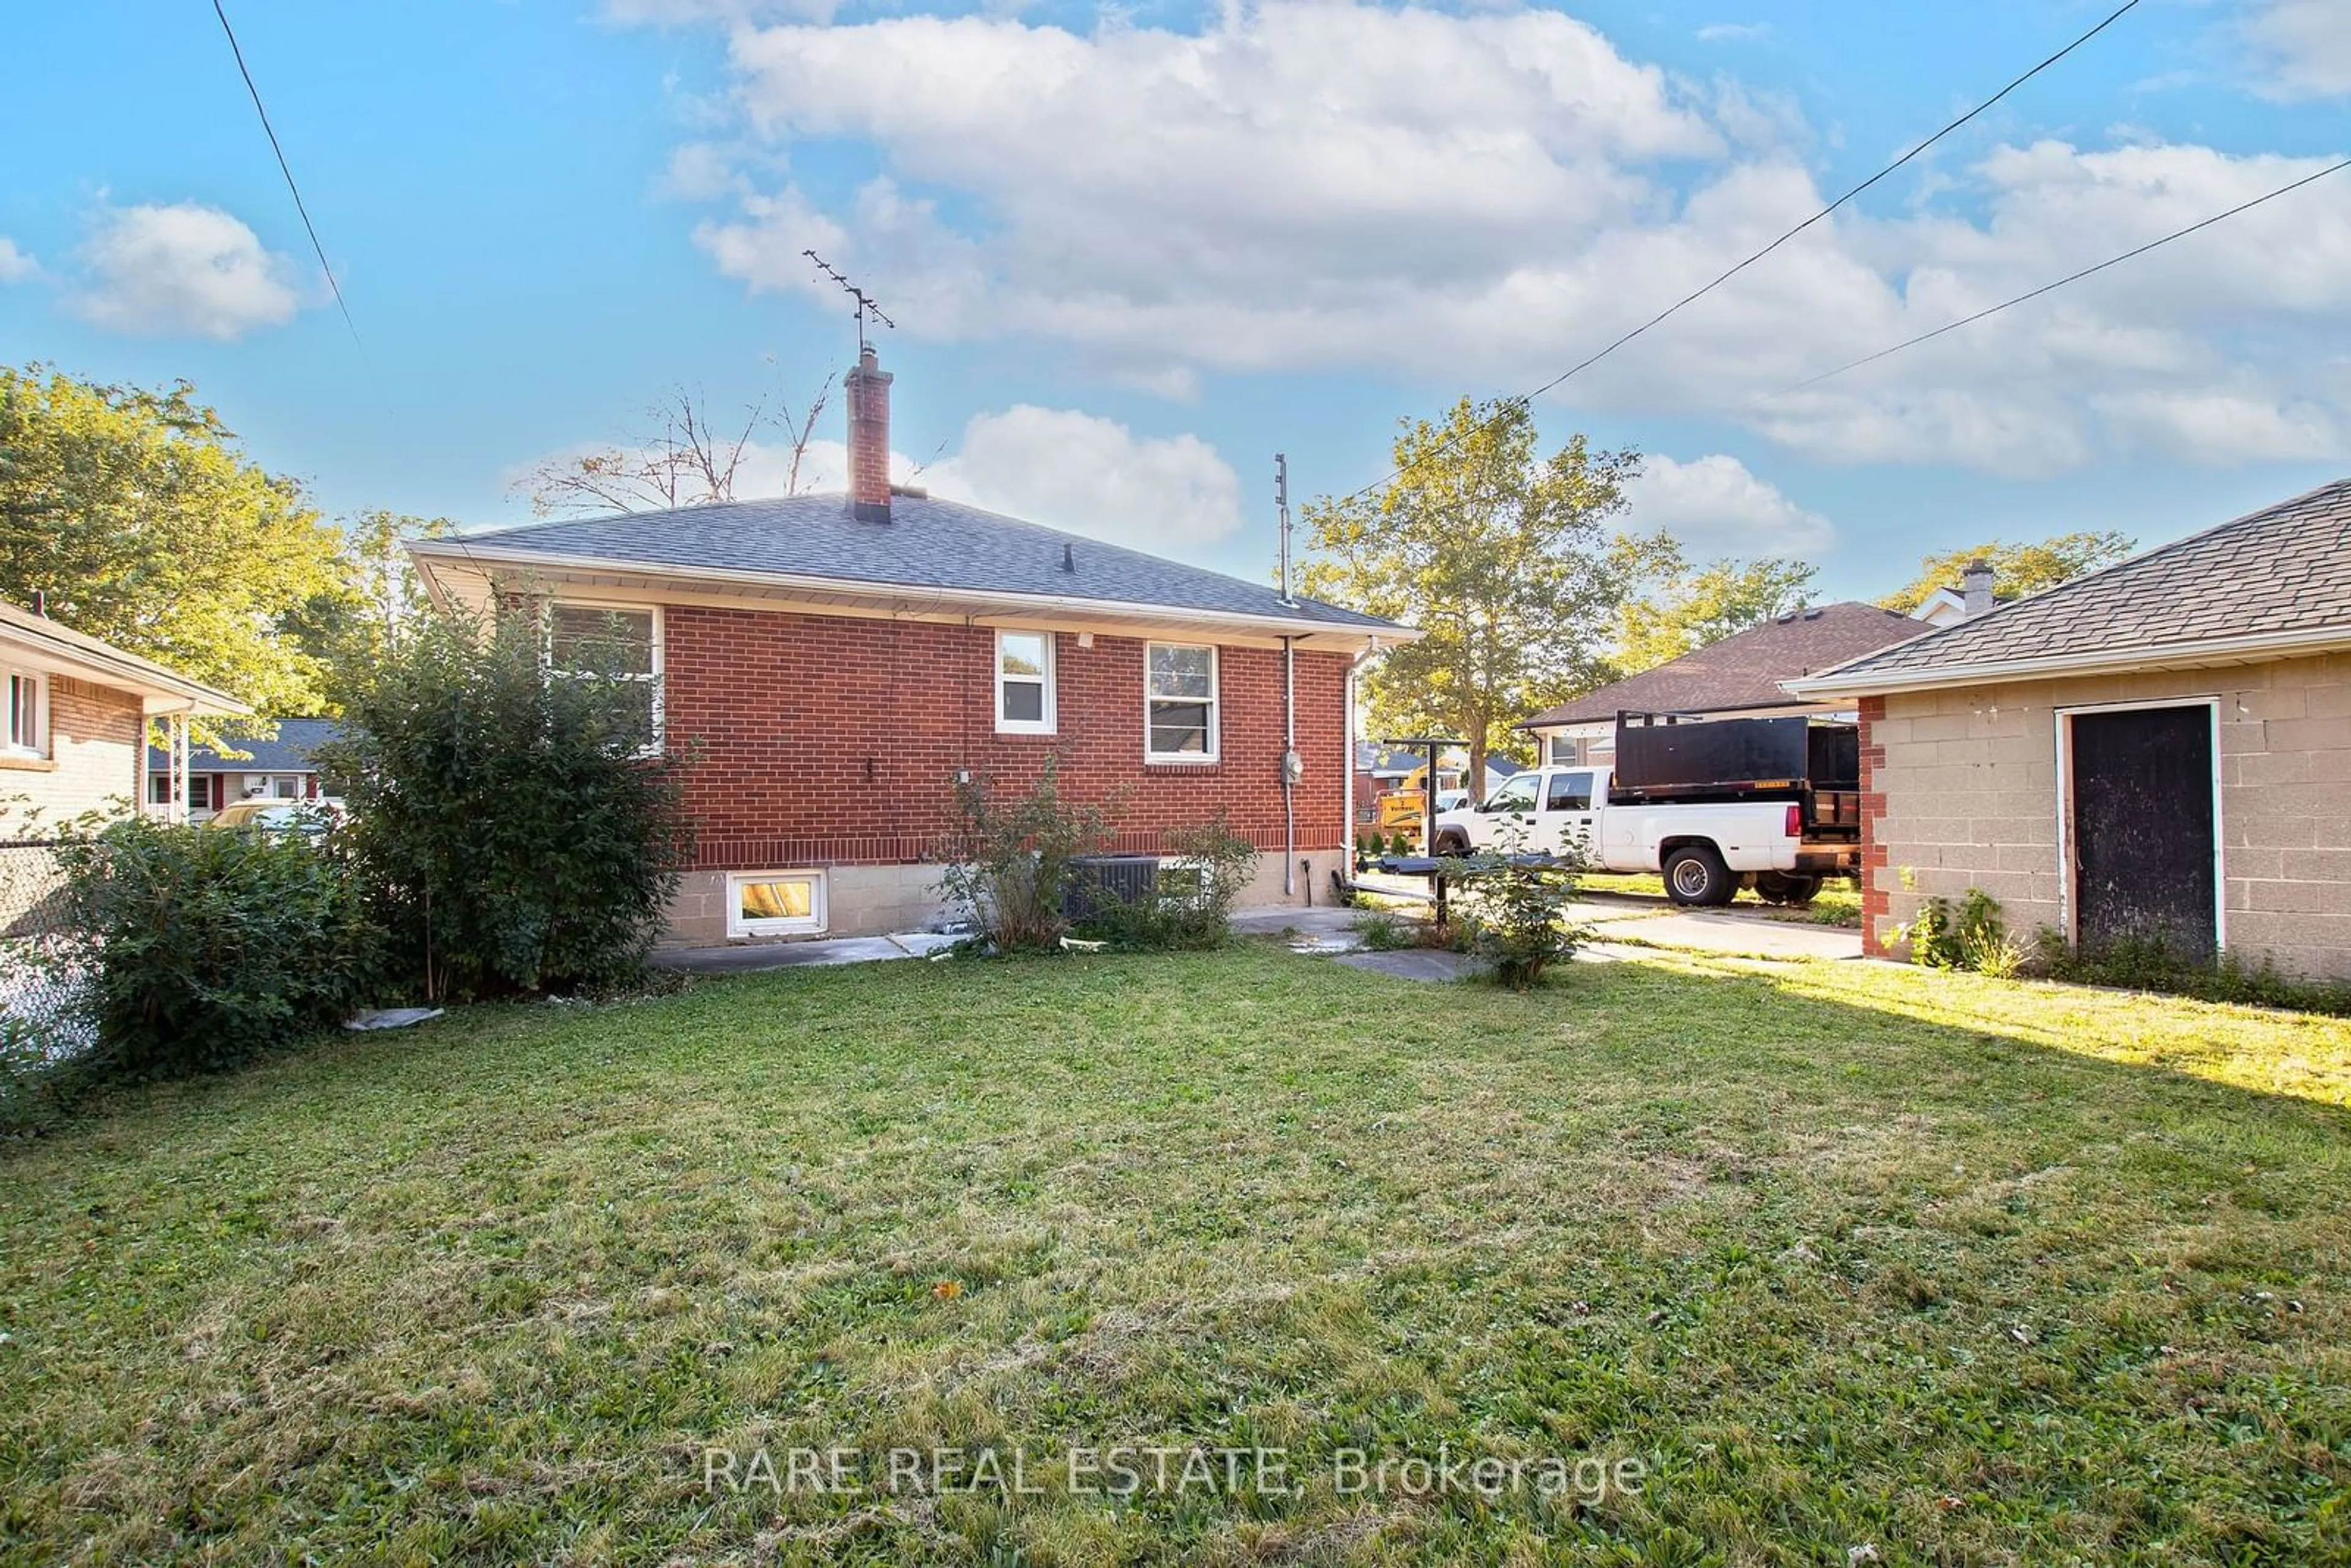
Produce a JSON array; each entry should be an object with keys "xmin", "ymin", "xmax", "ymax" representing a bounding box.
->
[
  {"xmin": 444, "ymin": 492, "xmax": 1398, "ymax": 631},
  {"xmin": 1813, "ymin": 478, "xmax": 2351, "ymax": 684},
  {"xmin": 146, "ymin": 717, "xmax": 340, "ymax": 773},
  {"xmin": 1519, "ymin": 602, "xmax": 1929, "ymax": 728}
]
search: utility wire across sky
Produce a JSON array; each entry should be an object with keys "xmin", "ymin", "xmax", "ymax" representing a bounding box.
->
[
  {"xmin": 211, "ymin": 0, "xmax": 361, "ymax": 353},
  {"xmin": 1773, "ymin": 155, "xmax": 2351, "ymax": 393},
  {"xmin": 1324, "ymin": 0, "xmax": 2148, "ymax": 509}
]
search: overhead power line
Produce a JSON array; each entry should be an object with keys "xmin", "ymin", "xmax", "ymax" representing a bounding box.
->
[
  {"xmin": 1327, "ymin": 0, "xmax": 2146, "ymax": 508},
  {"xmin": 211, "ymin": 0, "xmax": 361, "ymax": 351},
  {"xmin": 1775, "ymin": 155, "xmax": 2351, "ymax": 392}
]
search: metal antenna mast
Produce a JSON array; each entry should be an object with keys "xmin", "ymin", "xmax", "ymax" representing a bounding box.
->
[
  {"xmin": 1275, "ymin": 452, "xmax": 1296, "ymax": 607},
  {"xmin": 802, "ymin": 250, "xmax": 896, "ymax": 353}
]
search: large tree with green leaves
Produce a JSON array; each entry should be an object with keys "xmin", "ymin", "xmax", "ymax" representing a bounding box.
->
[
  {"xmin": 1301, "ymin": 397, "xmax": 1640, "ymax": 785},
  {"xmin": 0, "ymin": 365, "xmax": 354, "ymax": 726},
  {"xmin": 283, "ymin": 508, "xmax": 455, "ymax": 672},
  {"xmin": 1610, "ymin": 530, "xmax": 1818, "ymax": 674},
  {"xmin": 1878, "ymin": 531, "xmax": 2136, "ymax": 613}
]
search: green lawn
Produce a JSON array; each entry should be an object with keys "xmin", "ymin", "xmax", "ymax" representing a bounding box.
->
[{"xmin": 4, "ymin": 945, "xmax": 2349, "ymax": 1565}]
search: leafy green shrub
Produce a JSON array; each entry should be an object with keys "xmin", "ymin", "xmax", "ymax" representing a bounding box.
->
[
  {"xmin": 320, "ymin": 607, "xmax": 694, "ymax": 1001},
  {"xmin": 1351, "ymin": 908, "xmax": 1415, "ymax": 950},
  {"xmin": 2034, "ymin": 929, "xmax": 2351, "ymax": 1017},
  {"xmin": 1447, "ymin": 824, "xmax": 1593, "ymax": 990},
  {"xmin": 1896, "ymin": 888, "xmax": 2019, "ymax": 975},
  {"xmin": 936, "ymin": 756, "xmax": 1117, "ymax": 954},
  {"xmin": 51, "ymin": 814, "xmax": 379, "ymax": 1081},
  {"xmin": 1074, "ymin": 814, "xmax": 1261, "ymax": 951}
]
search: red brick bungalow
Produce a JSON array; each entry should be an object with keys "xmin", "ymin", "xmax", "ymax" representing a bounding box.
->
[{"xmin": 411, "ymin": 351, "xmax": 1413, "ymax": 945}]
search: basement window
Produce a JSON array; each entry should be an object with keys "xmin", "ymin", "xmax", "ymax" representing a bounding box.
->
[
  {"xmin": 1145, "ymin": 642, "xmax": 1218, "ymax": 762},
  {"xmin": 727, "ymin": 870, "xmax": 828, "ymax": 938},
  {"xmin": 995, "ymin": 629, "xmax": 1056, "ymax": 735}
]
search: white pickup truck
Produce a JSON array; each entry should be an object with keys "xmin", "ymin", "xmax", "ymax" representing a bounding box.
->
[{"xmin": 1429, "ymin": 762, "xmax": 1858, "ymax": 907}]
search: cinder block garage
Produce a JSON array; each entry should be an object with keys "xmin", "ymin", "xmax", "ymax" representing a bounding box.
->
[{"xmin": 1788, "ymin": 481, "xmax": 2351, "ymax": 982}]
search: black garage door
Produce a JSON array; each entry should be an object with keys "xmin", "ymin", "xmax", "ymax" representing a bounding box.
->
[{"xmin": 2069, "ymin": 704, "xmax": 2217, "ymax": 958}]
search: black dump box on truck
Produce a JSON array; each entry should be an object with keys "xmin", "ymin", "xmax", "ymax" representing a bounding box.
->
[{"xmin": 1610, "ymin": 711, "xmax": 1862, "ymax": 836}]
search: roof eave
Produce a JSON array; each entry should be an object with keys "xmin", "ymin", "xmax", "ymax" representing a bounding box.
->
[
  {"xmin": 1783, "ymin": 624, "xmax": 2351, "ymax": 699},
  {"xmin": 0, "ymin": 624, "xmax": 249, "ymax": 716},
  {"xmin": 410, "ymin": 541, "xmax": 1420, "ymax": 648}
]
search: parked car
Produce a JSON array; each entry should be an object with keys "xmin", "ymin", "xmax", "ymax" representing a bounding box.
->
[
  {"xmin": 1430, "ymin": 715, "xmax": 1859, "ymax": 906},
  {"xmin": 206, "ymin": 798, "xmax": 347, "ymax": 834}
]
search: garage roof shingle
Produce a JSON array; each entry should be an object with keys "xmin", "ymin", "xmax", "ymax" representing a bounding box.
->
[
  {"xmin": 1813, "ymin": 478, "xmax": 2351, "ymax": 685},
  {"xmin": 1520, "ymin": 601, "xmax": 1929, "ymax": 729}
]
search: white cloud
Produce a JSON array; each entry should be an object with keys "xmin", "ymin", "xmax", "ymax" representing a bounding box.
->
[
  {"xmin": 924, "ymin": 407, "xmax": 1245, "ymax": 552},
  {"xmin": 646, "ymin": 4, "xmax": 2351, "ymax": 478},
  {"xmin": 517, "ymin": 407, "xmax": 1245, "ymax": 558},
  {"xmin": 0, "ymin": 238, "xmax": 38, "ymax": 283},
  {"xmin": 71, "ymin": 203, "xmax": 302, "ymax": 340},
  {"xmin": 1624, "ymin": 454, "xmax": 1832, "ymax": 557},
  {"xmin": 2091, "ymin": 388, "xmax": 2343, "ymax": 463},
  {"xmin": 1695, "ymin": 22, "xmax": 1770, "ymax": 43},
  {"xmin": 690, "ymin": 3, "xmax": 1715, "ymax": 372},
  {"xmin": 2243, "ymin": 0, "xmax": 2351, "ymax": 100}
]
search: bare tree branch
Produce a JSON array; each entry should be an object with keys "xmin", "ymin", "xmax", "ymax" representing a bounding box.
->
[{"xmin": 516, "ymin": 373, "xmax": 838, "ymax": 517}]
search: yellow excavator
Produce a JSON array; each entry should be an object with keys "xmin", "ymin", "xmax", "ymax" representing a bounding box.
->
[{"xmin": 1374, "ymin": 761, "xmax": 1466, "ymax": 841}]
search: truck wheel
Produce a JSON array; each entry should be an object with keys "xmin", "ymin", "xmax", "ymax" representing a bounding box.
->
[
  {"xmin": 1664, "ymin": 846, "xmax": 1735, "ymax": 907},
  {"xmin": 1753, "ymin": 871, "xmax": 1794, "ymax": 904},
  {"xmin": 1433, "ymin": 830, "xmax": 1470, "ymax": 855},
  {"xmin": 1777, "ymin": 874, "xmax": 1823, "ymax": 906}
]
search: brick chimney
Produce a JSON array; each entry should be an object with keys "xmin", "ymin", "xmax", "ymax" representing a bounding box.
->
[
  {"xmin": 846, "ymin": 345, "xmax": 893, "ymax": 523},
  {"xmin": 1961, "ymin": 558, "xmax": 1995, "ymax": 618}
]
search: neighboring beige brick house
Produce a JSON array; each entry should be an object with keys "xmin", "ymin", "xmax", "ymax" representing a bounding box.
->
[
  {"xmin": 0, "ymin": 601, "xmax": 247, "ymax": 832},
  {"xmin": 1787, "ymin": 481, "xmax": 2351, "ymax": 982}
]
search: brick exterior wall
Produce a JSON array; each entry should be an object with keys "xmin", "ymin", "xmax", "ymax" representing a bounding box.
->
[
  {"xmin": 660, "ymin": 605, "xmax": 1352, "ymax": 941},
  {"xmin": 1861, "ymin": 651, "xmax": 2351, "ymax": 980},
  {"xmin": 0, "ymin": 675, "xmax": 146, "ymax": 826},
  {"xmin": 1856, "ymin": 694, "xmax": 1891, "ymax": 955}
]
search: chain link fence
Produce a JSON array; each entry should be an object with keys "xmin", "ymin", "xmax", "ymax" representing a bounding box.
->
[{"xmin": 0, "ymin": 839, "xmax": 95, "ymax": 1068}]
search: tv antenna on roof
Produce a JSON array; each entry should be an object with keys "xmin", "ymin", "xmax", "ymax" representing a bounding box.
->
[{"xmin": 803, "ymin": 250, "xmax": 895, "ymax": 354}]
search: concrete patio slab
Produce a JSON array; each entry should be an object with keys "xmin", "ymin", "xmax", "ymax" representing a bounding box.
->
[
  {"xmin": 1231, "ymin": 904, "xmax": 1363, "ymax": 939},
  {"xmin": 1602, "ymin": 912, "xmax": 1862, "ymax": 961},
  {"xmin": 1333, "ymin": 949, "xmax": 1491, "ymax": 983},
  {"xmin": 655, "ymin": 937, "xmax": 912, "ymax": 973}
]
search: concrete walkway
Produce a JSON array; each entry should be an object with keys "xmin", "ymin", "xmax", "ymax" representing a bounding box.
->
[
  {"xmin": 653, "ymin": 930, "xmax": 961, "ymax": 973},
  {"xmin": 650, "ymin": 892, "xmax": 1857, "ymax": 978}
]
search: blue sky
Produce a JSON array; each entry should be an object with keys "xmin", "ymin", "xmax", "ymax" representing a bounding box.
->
[{"xmin": 4, "ymin": 0, "xmax": 2348, "ymax": 599}]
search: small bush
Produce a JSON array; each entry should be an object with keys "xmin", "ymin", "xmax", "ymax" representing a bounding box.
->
[
  {"xmin": 1351, "ymin": 908, "xmax": 1415, "ymax": 950},
  {"xmin": 2035, "ymin": 929, "xmax": 2351, "ymax": 1017},
  {"xmin": 51, "ymin": 815, "xmax": 379, "ymax": 1081},
  {"xmin": 936, "ymin": 756, "xmax": 1117, "ymax": 954},
  {"xmin": 1075, "ymin": 814, "xmax": 1260, "ymax": 951},
  {"xmin": 1897, "ymin": 888, "xmax": 2019, "ymax": 975},
  {"xmin": 1446, "ymin": 824, "xmax": 1592, "ymax": 990}
]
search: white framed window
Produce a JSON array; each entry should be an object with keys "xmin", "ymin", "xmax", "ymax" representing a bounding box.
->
[
  {"xmin": 4, "ymin": 670, "xmax": 46, "ymax": 759},
  {"xmin": 994, "ymin": 629, "xmax": 1056, "ymax": 735},
  {"xmin": 1145, "ymin": 642, "xmax": 1218, "ymax": 762},
  {"xmin": 549, "ymin": 603, "xmax": 664, "ymax": 754},
  {"xmin": 268, "ymin": 775, "xmax": 305, "ymax": 800},
  {"xmin": 727, "ymin": 870, "xmax": 828, "ymax": 938}
]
